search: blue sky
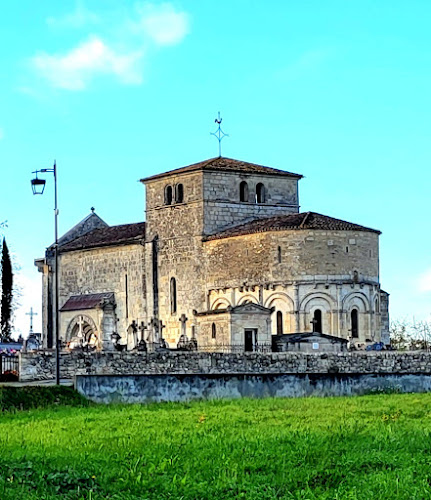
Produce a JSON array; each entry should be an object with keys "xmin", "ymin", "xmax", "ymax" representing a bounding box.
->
[{"xmin": 1, "ymin": 0, "xmax": 430, "ymax": 336}]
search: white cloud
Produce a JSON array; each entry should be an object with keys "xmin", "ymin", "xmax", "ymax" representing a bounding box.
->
[
  {"xmin": 419, "ymin": 269, "xmax": 431, "ymax": 293},
  {"xmin": 32, "ymin": 36, "xmax": 143, "ymax": 90},
  {"xmin": 135, "ymin": 2, "xmax": 190, "ymax": 46},
  {"xmin": 30, "ymin": 3, "xmax": 190, "ymax": 90},
  {"xmin": 46, "ymin": 2, "xmax": 99, "ymax": 28}
]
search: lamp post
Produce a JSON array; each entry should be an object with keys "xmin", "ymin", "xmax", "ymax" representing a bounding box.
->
[{"xmin": 31, "ymin": 161, "xmax": 60, "ymax": 385}]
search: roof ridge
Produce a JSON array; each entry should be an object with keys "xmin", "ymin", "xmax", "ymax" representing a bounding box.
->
[
  {"xmin": 140, "ymin": 157, "xmax": 303, "ymax": 183},
  {"xmin": 203, "ymin": 211, "xmax": 381, "ymax": 241},
  {"xmin": 299, "ymin": 211, "xmax": 311, "ymax": 228}
]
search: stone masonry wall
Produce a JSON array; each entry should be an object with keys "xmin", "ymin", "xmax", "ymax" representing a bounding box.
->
[
  {"xmin": 59, "ymin": 244, "xmax": 146, "ymax": 344},
  {"xmin": 204, "ymin": 230, "xmax": 379, "ymax": 288},
  {"xmin": 202, "ymin": 171, "xmax": 299, "ymax": 235},
  {"xmin": 19, "ymin": 350, "xmax": 431, "ymax": 382},
  {"xmin": 144, "ymin": 172, "xmax": 206, "ymax": 346}
]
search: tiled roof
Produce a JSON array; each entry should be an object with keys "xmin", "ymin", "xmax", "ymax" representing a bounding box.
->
[
  {"xmin": 60, "ymin": 222, "xmax": 146, "ymax": 252},
  {"xmin": 203, "ymin": 212, "xmax": 381, "ymax": 241},
  {"xmin": 60, "ymin": 293, "xmax": 115, "ymax": 311},
  {"xmin": 140, "ymin": 157, "xmax": 303, "ymax": 182}
]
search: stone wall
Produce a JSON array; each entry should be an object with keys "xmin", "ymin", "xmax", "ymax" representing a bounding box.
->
[
  {"xmin": 144, "ymin": 172, "xmax": 206, "ymax": 346},
  {"xmin": 202, "ymin": 171, "xmax": 299, "ymax": 234},
  {"xmin": 19, "ymin": 350, "xmax": 431, "ymax": 382},
  {"xmin": 59, "ymin": 244, "xmax": 146, "ymax": 345},
  {"xmin": 76, "ymin": 373, "xmax": 431, "ymax": 404},
  {"xmin": 204, "ymin": 230, "xmax": 379, "ymax": 287}
]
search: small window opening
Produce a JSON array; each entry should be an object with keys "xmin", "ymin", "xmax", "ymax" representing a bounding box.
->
[
  {"xmin": 175, "ymin": 183, "xmax": 184, "ymax": 203},
  {"xmin": 277, "ymin": 246, "xmax": 282, "ymax": 263},
  {"xmin": 165, "ymin": 185, "xmax": 173, "ymax": 205},
  {"xmin": 312, "ymin": 309, "xmax": 322, "ymax": 333},
  {"xmin": 276, "ymin": 311, "xmax": 283, "ymax": 335},
  {"xmin": 256, "ymin": 183, "xmax": 265, "ymax": 203},
  {"xmin": 345, "ymin": 246, "xmax": 349, "ymax": 253},
  {"xmin": 351, "ymin": 309, "xmax": 359, "ymax": 338},
  {"xmin": 240, "ymin": 181, "xmax": 249, "ymax": 202},
  {"xmin": 170, "ymin": 277, "xmax": 177, "ymax": 314},
  {"xmin": 211, "ymin": 323, "xmax": 217, "ymax": 339}
]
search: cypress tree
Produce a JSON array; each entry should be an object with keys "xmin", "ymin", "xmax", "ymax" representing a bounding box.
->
[{"xmin": 1, "ymin": 238, "xmax": 13, "ymax": 341}]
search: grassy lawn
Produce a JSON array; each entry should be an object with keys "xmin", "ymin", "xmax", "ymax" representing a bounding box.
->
[{"xmin": 1, "ymin": 393, "xmax": 431, "ymax": 499}]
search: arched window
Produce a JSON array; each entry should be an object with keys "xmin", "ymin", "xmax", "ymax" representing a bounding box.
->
[
  {"xmin": 211, "ymin": 323, "xmax": 217, "ymax": 339},
  {"xmin": 277, "ymin": 246, "xmax": 282, "ymax": 264},
  {"xmin": 170, "ymin": 277, "xmax": 177, "ymax": 314},
  {"xmin": 351, "ymin": 309, "xmax": 359, "ymax": 338},
  {"xmin": 276, "ymin": 311, "xmax": 283, "ymax": 335},
  {"xmin": 165, "ymin": 185, "xmax": 173, "ymax": 205},
  {"xmin": 240, "ymin": 181, "xmax": 249, "ymax": 202},
  {"xmin": 175, "ymin": 183, "xmax": 184, "ymax": 203},
  {"xmin": 313, "ymin": 309, "xmax": 322, "ymax": 333},
  {"xmin": 256, "ymin": 183, "xmax": 265, "ymax": 203}
]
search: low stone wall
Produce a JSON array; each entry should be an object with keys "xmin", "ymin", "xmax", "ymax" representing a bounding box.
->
[
  {"xmin": 76, "ymin": 373, "xmax": 431, "ymax": 404},
  {"xmin": 19, "ymin": 350, "xmax": 431, "ymax": 382}
]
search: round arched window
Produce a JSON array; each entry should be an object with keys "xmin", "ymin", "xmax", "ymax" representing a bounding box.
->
[
  {"xmin": 165, "ymin": 185, "xmax": 173, "ymax": 205},
  {"xmin": 240, "ymin": 181, "xmax": 249, "ymax": 202}
]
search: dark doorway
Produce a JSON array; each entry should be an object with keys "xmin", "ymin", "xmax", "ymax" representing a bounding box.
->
[
  {"xmin": 244, "ymin": 329, "xmax": 256, "ymax": 351},
  {"xmin": 351, "ymin": 309, "xmax": 359, "ymax": 338},
  {"xmin": 313, "ymin": 309, "xmax": 322, "ymax": 333}
]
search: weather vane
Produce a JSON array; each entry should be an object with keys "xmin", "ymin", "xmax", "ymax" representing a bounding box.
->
[{"xmin": 210, "ymin": 112, "xmax": 228, "ymax": 157}]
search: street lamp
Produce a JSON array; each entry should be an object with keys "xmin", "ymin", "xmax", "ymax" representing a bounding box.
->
[{"xmin": 31, "ymin": 161, "xmax": 60, "ymax": 385}]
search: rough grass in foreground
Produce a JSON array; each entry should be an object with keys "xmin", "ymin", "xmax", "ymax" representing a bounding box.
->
[
  {"xmin": 0, "ymin": 386, "xmax": 89, "ymax": 412},
  {"xmin": 1, "ymin": 393, "xmax": 431, "ymax": 499}
]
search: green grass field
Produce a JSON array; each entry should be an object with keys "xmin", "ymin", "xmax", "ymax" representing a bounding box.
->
[{"xmin": 1, "ymin": 392, "xmax": 431, "ymax": 499}]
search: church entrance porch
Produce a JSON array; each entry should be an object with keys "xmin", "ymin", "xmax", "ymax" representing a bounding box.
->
[
  {"xmin": 60, "ymin": 292, "xmax": 118, "ymax": 351},
  {"xmin": 193, "ymin": 302, "xmax": 272, "ymax": 353}
]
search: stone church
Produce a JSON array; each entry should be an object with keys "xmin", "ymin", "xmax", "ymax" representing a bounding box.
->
[{"xmin": 35, "ymin": 156, "xmax": 390, "ymax": 352}]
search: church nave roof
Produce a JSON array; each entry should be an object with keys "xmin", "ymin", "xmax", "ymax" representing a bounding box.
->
[
  {"xmin": 60, "ymin": 222, "xmax": 146, "ymax": 252},
  {"xmin": 203, "ymin": 212, "xmax": 381, "ymax": 241}
]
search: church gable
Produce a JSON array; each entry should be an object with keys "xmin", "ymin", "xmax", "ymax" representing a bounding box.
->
[
  {"xmin": 230, "ymin": 303, "xmax": 272, "ymax": 315},
  {"xmin": 57, "ymin": 211, "xmax": 108, "ymax": 247}
]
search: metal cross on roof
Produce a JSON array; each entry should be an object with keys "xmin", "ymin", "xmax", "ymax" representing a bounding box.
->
[
  {"xmin": 26, "ymin": 307, "xmax": 38, "ymax": 333},
  {"xmin": 210, "ymin": 112, "xmax": 229, "ymax": 157}
]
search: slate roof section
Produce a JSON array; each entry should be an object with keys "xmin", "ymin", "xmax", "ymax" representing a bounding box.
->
[
  {"xmin": 140, "ymin": 157, "xmax": 303, "ymax": 182},
  {"xmin": 203, "ymin": 212, "xmax": 381, "ymax": 241},
  {"xmin": 60, "ymin": 293, "xmax": 115, "ymax": 311},
  {"xmin": 57, "ymin": 211, "xmax": 108, "ymax": 247},
  {"xmin": 60, "ymin": 222, "xmax": 146, "ymax": 252}
]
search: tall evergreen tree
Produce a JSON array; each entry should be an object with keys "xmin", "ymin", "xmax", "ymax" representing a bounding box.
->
[{"xmin": 1, "ymin": 238, "xmax": 13, "ymax": 341}]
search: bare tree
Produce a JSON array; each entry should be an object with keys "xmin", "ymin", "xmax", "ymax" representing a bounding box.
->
[{"xmin": 390, "ymin": 318, "xmax": 431, "ymax": 351}]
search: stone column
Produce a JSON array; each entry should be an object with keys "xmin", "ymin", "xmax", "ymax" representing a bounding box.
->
[
  {"xmin": 336, "ymin": 283, "xmax": 342, "ymax": 336},
  {"xmin": 101, "ymin": 302, "xmax": 117, "ymax": 351},
  {"xmin": 293, "ymin": 283, "xmax": 300, "ymax": 332}
]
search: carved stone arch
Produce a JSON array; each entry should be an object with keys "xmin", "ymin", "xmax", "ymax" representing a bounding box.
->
[
  {"xmin": 299, "ymin": 292, "xmax": 335, "ymax": 334},
  {"xmin": 66, "ymin": 314, "xmax": 98, "ymax": 344},
  {"xmin": 300, "ymin": 292, "xmax": 336, "ymax": 313},
  {"xmin": 372, "ymin": 292, "xmax": 380, "ymax": 312},
  {"xmin": 211, "ymin": 297, "xmax": 232, "ymax": 310},
  {"xmin": 237, "ymin": 294, "xmax": 259, "ymax": 306},
  {"xmin": 265, "ymin": 292, "xmax": 294, "ymax": 335},
  {"xmin": 264, "ymin": 292, "xmax": 294, "ymax": 310},
  {"xmin": 342, "ymin": 292, "xmax": 370, "ymax": 312}
]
